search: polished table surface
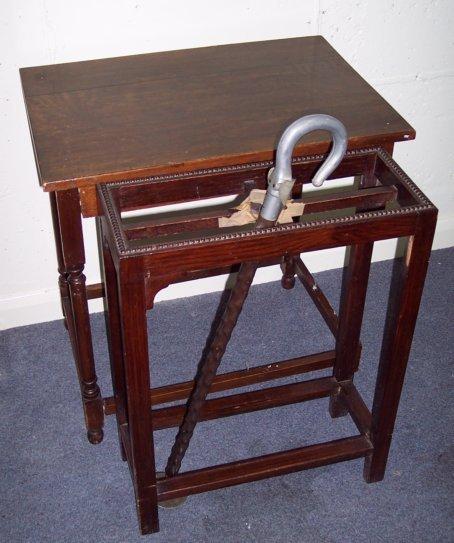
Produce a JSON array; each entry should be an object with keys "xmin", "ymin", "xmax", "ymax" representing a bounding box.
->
[{"xmin": 20, "ymin": 36, "xmax": 414, "ymax": 191}]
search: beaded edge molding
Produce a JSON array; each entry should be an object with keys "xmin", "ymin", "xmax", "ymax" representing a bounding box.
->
[
  {"xmin": 100, "ymin": 184, "xmax": 128, "ymax": 252},
  {"xmin": 105, "ymin": 146, "xmax": 375, "ymax": 189},
  {"xmin": 101, "ymin": 147, "xmax": 436, "ymax": 256}
]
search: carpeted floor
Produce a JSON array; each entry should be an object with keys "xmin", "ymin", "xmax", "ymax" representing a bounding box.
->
[{"xmin": 1, "ymin": 247, "xmax": 453, "ymax": 543}]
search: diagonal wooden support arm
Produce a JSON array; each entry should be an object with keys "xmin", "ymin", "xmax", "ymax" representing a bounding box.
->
[
  {"xmin": 165, "ymin": 260, "xmax": 259, "ymax": 476},
  {"xmin": 165, "ymin": 216, "xmax": 274, "ymax": 477}
]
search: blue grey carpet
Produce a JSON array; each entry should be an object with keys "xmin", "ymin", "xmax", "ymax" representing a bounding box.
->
[{"xmin": 1, "ymin": 247, "xmax": 453, "ymax": 542}]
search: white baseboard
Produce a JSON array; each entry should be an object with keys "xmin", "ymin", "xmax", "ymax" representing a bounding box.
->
[{"xmin": 1, "ymin": 215, "xmax": 452, "ymax": 330}]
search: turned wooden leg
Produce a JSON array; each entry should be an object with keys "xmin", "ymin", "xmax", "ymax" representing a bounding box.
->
[
  {"xmin": 281, "ymin": 254, "xmax": 296, "ymax": 289},
  {"xmin": 49, "ymin": 193, "xmax": 70, "ymax": 329},
  {"xmin": 117, "ymin": 260, "xmax": 159, "ymax": 534},
  {"xmin": 364, "ymin": 212, "xmax": 436, "ymax": 483},
  {"xmin": 329, "ymin": 242, "xmax": 373, "ymax": 418},
  {"xmin": 54, "ymin": 189, "xmax": 104, "ymax": 444}
]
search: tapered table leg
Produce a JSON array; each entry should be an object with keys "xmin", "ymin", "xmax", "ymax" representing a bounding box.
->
[
  {"xmin": 54, "ymin": 189, "xmax": 104, "ymax": 444},
  {"xmin": 329, "ymin": 168, "xmax": 378, "ymax": 417},
  {"xmin": 117, "ymin": 260, "xmax": 159, "ymax": 534},
  {"xmin": 101, "ymin": 231, "xmax": 127, "ymax": 461},
  {"xmin": 364, "ymin": 211, "xmax": 436, "ymax": 482},
  {"xmin": 329, "ymin": 242, "xmax": 373, "ymax": 417}
]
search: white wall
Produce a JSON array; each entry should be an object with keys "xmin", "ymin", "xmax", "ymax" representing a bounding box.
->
[{"xmin": 0, "ymin": 0, "xmax": 453, "ymax": 330}]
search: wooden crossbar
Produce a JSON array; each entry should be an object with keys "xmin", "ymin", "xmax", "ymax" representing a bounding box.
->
[
  {"xmin": 157, "ymin": 435, "xmax": 372, "ymax": 501},
  {"xmin": 123, "ymin": 206, "xmax": 235, "ymax": 240},
  {"xmin": 103, "ymin": 350, "xmax": 335, "ymax": 415},
  {"xmin": 124, "ymin": 185, "xmax": 397, "ymax": 240},
  {"xmin": 297, "ymin": 185, "xmax": 397, "ymax": 214},
  {"xmin": 86, "ymin": 282, "xmax": 105, "ymax": 300},
  {"xmin": 151, "ymin": 376, "xmax": 337, "ymax": 431}
]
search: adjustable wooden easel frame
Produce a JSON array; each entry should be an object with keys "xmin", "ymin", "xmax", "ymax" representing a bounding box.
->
[{"xmin": 99, "ymin": 147, "xmax": 436, "ymax": 535}]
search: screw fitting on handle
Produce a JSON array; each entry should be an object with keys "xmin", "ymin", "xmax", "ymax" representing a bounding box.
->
[{"xmin": 260, "ymin": 114, "xmax": 348, "ymax": 222}]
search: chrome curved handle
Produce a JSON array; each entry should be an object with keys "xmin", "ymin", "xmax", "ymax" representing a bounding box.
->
[{"xmin": 260, "ymin": 114, "xmax": 347, "ymax": 222}]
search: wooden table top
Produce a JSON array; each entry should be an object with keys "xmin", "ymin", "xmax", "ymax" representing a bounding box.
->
[{"xmin": 21, "ymin": 36, "xmax": 414, "ymax": 191}]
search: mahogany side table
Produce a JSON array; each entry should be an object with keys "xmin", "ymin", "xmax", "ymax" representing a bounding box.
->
[{"xmin": 20, "ymin": 37, "xmax": 417, "ymax": 445}]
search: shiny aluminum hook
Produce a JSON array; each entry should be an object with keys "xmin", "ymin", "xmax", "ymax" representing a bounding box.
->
[{"xmin": 260, "ymin": 114, "xmax": 348, "ymax": 222}]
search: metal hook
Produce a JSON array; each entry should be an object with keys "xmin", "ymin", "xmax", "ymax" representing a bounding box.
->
[{"xmin": 260, "ymin": 114, "xmax": 347, "ymax": 222}]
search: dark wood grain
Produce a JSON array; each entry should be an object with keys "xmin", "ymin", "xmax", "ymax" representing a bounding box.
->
[
  {"xmin": 123, "ymin": 206, "xmax": 234, "ymax": 240},
  {"xmin": 328, "ymin": 161, "xmax": 378, "ymax": 417},
  {"xmin": 110, "ymin": 152, "xmax": 376, "ymax": 214},
  {"xmin": 364, "ymin": 210, "xmax": 437, "ymax": 483},
  {"xmin": 297, "ymin": 185, "xmax": 397, "ymax": 214},
  {"xmin": 26, "ymin": 36, "xmax": 433, "ymax": 536},
  {"xmin": 281, "ymin": 253, "xmax": 297, "ymax": 289},
  {"xmin": 152, "ymin": 377, "xmax": 337, "ymax": 431},
  {"xmin": 101, "ymin": 229, "xmax": 128, "ymax": 460},
  {"xmin": 150, "ymin": 350, "xmax": 335, "ymax": 405},
  {"xmin": 165, "ymin": 260, "xmax": 260, "ymax": 477},
  {"xmin": 140, "ymin": 212, "xmax": 418, "ymax": 279},
  {"xmin": 86, "ymin": 282, "xmax": 104, "ymax": 300},
  {"xmin": 295, "ymin": 256, "xmax": 339, "ymax": 336},
  {"xmin": 54, "ymin": 189, "xmax": 104, "ymax": 444},
  {"xmin": 97, "ymin": 149, "xmax": 428, "ymax": 283},
  {"xmin": 338, "ymin": 380, "xmax": 372, "ymax": 436},
  {"xmin": 116, "ymin": 260, "xmax": 159, "ymax": 534},
  {"xmin": 157, "ymin": 436, "xmax": 372, "ymax": 502},
  {"xmin": 329, "ymin": 242, "xmax": 373, "ymax": 417},
  {"xmin": 103, "ymin": 350, "xmax": 335, "ymax": 415},
  {"xmin": 99, "ymin": 145, "xmax": 437, "ymax": 535},
  {"xmin": 21, "ymin": 37, "xmax": 436, "ymax": 533},
  {"xmin": 48, "ymin": 192, "xmax": 70, "ymax": 323},
  {"xmin": 21, "ymin": 37, "xmax": 414, "ymax": 190}
]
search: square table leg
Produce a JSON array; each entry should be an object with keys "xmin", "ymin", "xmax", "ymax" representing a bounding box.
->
[
  {"xmin": 117, "ymin": 260, "xmax": 159, "ymax": 534},
  {"xmin": 330, "ymin": 242, "xmax": 373, "ymax": 417},
  {"xmin": 364, "ymin": 211, "xmax": 437, "ymax": 482},
  {"xmin": 101, "ymin": 232, "xmax": 128, "ymax": 461},
  {"xmin": 329, "ymin": 162, "xmax": 383, "ymax": 418}
]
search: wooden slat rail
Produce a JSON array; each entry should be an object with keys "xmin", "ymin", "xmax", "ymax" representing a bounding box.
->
[
  {"xmin": 86, "ymin": 282, "xmax": 104, "ymax": 300},
  {"xmin": 250, "ymin": 185, "xmax": 397, "ymax": 217},
  {"xmin": 103, "ymin": 350, "xmax": 335, "ymax": 415},
  {"xmin": 152, "ymin": 350, "xmax": 334, "ymax": 406},
  {"xmin": 296, "ymin": 185, "xmax": 397, "ymax": 215},
  {"xmin": 157, "ymin": 435, "xmax": 373, "ymax": 501},
  {"xmin": 338, "ymin": 380, "xmax": 372, "ymax": 436},
  {"xmin": 123, "ymin": 206, "xmax": 235, "ymax": 240},
  {"xmin": 122, "ymin": 185, "xmax": 397, "ymax": 241},
  {"xmin": 151, "ymin": 377, "xmax": 336, "ymax": 431},
  {"xmin": 113, "ymin": 154, "xmax": 378, "ymax": 214}
]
